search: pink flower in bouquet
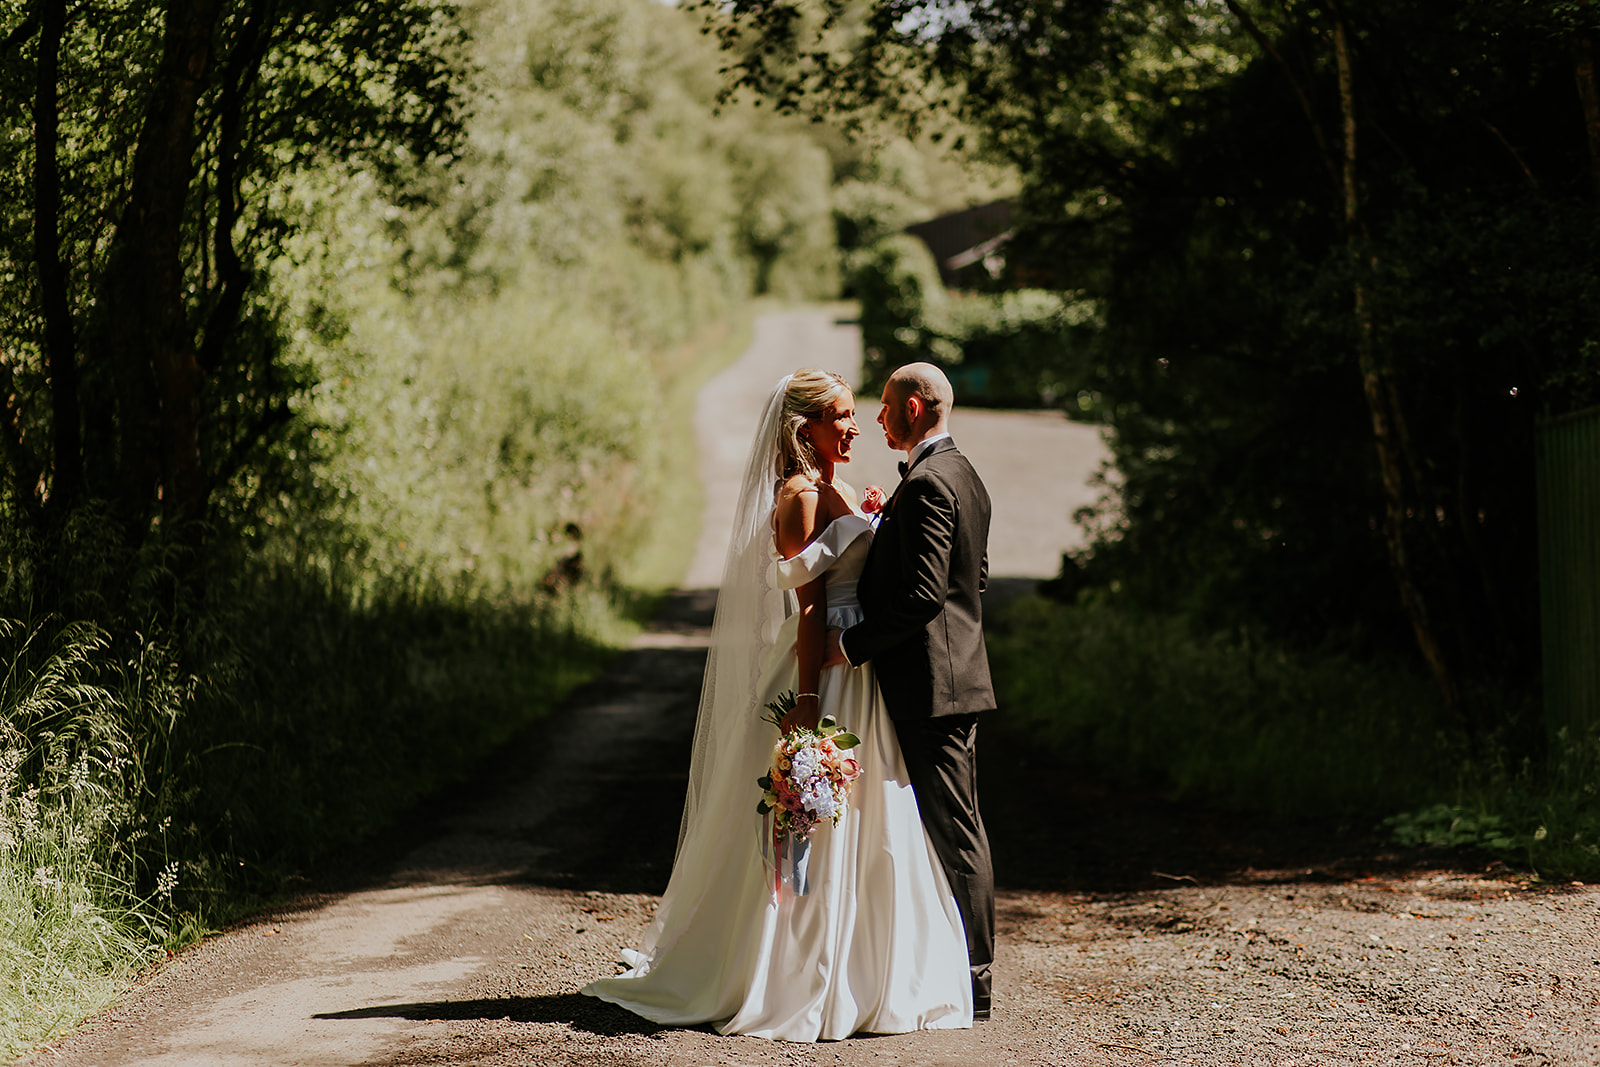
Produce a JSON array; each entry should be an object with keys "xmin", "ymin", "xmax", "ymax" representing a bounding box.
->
[
  {"xmin": 838, "ymin": 756, "xmax": 861, "ymax": 781},
  {"xmin": 861, "ymin": 485, "xmax": 887, "ymax": 515}
]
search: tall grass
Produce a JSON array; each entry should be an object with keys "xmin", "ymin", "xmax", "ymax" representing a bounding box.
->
[
  {"xmin": 0, "ymin": 296, "xmax": 750, "ymax": 1060},
  {"xmin": 988, "ymin": 593, "xmax": 1600, "ymax": 878},
  {"xmin": 0, "ymin": 621, "xmax": 164, "ymax": 1061},
  {"xmin": 1381, "ymin": 725, "xmax": 1600, "ymax": 881},
  {"xmin": 623, "ymin": 306, "xmax": 763, "ymax": 596},
  {"xmin": 175, "ymin": 574, "xmax": 614, "ymax": 881}
]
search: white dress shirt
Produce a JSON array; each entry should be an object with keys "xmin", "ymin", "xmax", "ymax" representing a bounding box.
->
[{"xmin": 906, "ymin": 431, "xmax": 951, "ymax": 471}]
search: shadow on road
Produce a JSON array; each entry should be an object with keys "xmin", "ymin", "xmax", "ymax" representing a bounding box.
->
[
  {"xmin": 313, "ymin": 994, "xmax": 674, "ymax": 1037},
  {"xmin": 981, "ymin": 709, "xmax": 1503, "ymax": 894},
  {"xmin": 312, "ymin": 588, "xmax": 1493, "ymax": 909}
]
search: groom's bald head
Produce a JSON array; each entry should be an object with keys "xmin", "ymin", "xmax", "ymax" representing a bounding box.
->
[
  {"xmin": 879, "ymin": 362, "xmax": 954, "ymax": 453},
  {"xmin": 885, "ymin": 362, "xmax": 954, "ymax": 420}
]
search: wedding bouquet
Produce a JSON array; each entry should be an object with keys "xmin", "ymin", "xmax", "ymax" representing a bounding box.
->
[{"xmin": 756, "ymin": 690, "xmax": 863, "ymax": 893}]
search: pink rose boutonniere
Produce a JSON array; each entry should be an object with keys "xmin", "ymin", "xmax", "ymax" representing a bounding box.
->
[{"xmin": 861, "ymin": 485, "xmax": 887, "ymax": 518}]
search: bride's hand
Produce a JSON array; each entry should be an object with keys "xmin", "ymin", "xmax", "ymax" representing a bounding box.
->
[{"xmin": 780, "ymin": 694, "xmax": 822, "ymax": 734}]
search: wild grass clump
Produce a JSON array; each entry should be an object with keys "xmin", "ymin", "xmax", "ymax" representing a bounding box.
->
[
  {"xmin": 989, "ymin": 593, "xmax": 1600, "ymax": 879},
  {"xmin": 0, "ymin": 621, "xmax": 168, "ymax": 1061},
  {"xmin": 1382, "ymin": 725, "xmax": 1600, "ymax": 881},
  {"xmin": 0, "ymin": 528, "xmax": 639, "ymax": 1059}
]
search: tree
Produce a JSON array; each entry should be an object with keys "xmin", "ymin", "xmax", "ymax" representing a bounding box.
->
[
  {"xmin": 0, "ymin": 0, "xmax": 465, "ymax": 601},
  {"xmin": 708, "ymin": 0, "xmax": 1600, "ymax": 728}
]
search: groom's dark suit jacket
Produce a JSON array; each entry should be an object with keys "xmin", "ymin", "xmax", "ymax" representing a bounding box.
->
[{"xmin": 842, "ymin": 437, "xmax": 995, "ymax": 720}]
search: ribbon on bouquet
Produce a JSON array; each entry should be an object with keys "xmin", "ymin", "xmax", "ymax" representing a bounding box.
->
[{"xmin": 760, "ymin": 812, "xmax": 812, "ymax": 899}]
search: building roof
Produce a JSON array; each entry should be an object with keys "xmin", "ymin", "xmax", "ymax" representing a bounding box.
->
[{"xmin": 904, "ymin": 199, "xmax": 1014, "ymax": 287}]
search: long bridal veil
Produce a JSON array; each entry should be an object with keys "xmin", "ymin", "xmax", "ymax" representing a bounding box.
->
[{"xmin": 633, "ymin": 375, "xmax": 793, "ymax": 959}]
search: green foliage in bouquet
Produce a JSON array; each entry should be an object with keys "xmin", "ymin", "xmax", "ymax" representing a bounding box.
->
[
  {"xmin": 757, "ymin": 689, "xmax": 862, "ymax": 749},
  {"xmin": 759, "ymin": 689, "xmax": 798, "ymax": 730}
]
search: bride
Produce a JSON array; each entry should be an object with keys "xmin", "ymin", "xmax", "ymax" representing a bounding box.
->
[{"xmin": 581, "ymin": 369, "xmax": 973, "ymax": 1040}]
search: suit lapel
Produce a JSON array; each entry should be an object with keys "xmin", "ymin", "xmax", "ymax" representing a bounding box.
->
[{"xmin": 861, "ymin": 436, "xmax": 958, "ymax": 609}]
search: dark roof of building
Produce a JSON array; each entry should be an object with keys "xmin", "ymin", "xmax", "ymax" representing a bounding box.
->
[{"xmin": 903, "ymin": 199, "xmax": 1014, "ymax": 287}]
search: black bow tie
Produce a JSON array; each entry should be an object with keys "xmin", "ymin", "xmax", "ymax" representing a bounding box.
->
[{"xmin": 897, "ymin": 461, "xmax": 908, "ymax": 477}]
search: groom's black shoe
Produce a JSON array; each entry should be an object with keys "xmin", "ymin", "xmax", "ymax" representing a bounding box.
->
[{"xmin": 973, "ymin": 996, "xmax": 991, "ymax": 1021}]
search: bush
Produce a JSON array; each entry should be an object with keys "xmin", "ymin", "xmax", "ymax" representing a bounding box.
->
[
  {"xmin": 850, "ymin": 234, "xmax": 950, "ymax": 380},
  {"xmin": 848, "ymin": 233, "xmax": 1102, "ymax": 408},
  {"xmin": 1382, "ymin": 726, "xmax": 1600, "ymax": 880},
  {"xmin": 987, "ymin": 594, "xmax": 1455, "ymax": 816},
  {"xmin": 989, "ymin": 593, "xmax": 1600, "ymax": 879}
]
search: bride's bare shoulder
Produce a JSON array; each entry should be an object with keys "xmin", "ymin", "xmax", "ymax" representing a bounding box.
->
[
  {"xmin": 778, "ymin": 473, "xmax": 820, "ymax": 502},
  {"xmin": 774, "ymin": 475, "xmax": 822, "ymax": 530},
  {"xmin": 774, "ymin": 475, "xmax": 823, "ymax": 557}
]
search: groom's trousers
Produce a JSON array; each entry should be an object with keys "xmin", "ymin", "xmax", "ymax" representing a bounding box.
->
[{"xmin": 895, "ymin": 712, "xmax": 995, "ymax": 1003}]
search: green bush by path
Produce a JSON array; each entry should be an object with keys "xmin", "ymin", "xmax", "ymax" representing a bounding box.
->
[
  {"xmin": 1381, "ymin": 728, "xmax": 1600, "ymax": 883},
  {"xmin": 849, "ymin": 233, "xmax": 1102, "ymax": 408},
  {"xmin": 988, "ymin": 594, "xmax": 1455, "ymax": 817},
  {"xmin": 988, "ymin": 594, "xmax": 1600, "ymax": 880}
]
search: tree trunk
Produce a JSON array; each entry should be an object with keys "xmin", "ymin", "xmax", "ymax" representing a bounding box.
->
[
  {"xmin": 1334, "ymin": 18, "xmax": 1464, "ymax": 724},
  {"xmin": 33, "ymin": 0, "xmax": 81, "ymax": 509},
  {"xmin": 0, "ymin": 361, "xmax": 42, "ymax": 529},
  {"xmin": 199, "ymin": 0, "xmax": 273, "ymax": 375},
  {"xmin": 1572, "ymin": 31, "xmax": 1600, "ymax": 202},
  {"xmin": 100, "ymin": 0, "xmax": 220, "ymax": 541}
]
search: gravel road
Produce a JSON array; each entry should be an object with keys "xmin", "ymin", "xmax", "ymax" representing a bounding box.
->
[{"xmin": 25, "ymin": 310, "xmax": 1598, "ymax": 1067}]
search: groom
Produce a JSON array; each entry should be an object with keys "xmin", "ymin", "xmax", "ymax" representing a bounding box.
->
[{"xmin": 827, "ymin": 362, "xmax": 996, "ymax": 1019}]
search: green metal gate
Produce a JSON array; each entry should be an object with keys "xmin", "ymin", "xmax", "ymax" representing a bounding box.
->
[{"xmin": 1537, "ymin": 405, "xmax": 1600, "ymax": 741}]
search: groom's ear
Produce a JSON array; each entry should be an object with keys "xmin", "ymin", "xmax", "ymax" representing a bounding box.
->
[{"xmin": 905, "ymin": 394, "xmax": 923, "ymax": 422}]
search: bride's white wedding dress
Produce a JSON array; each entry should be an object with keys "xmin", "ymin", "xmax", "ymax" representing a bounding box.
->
[{"xmin": 582, "ymin": 510, "xmax": 973, "ymax": 1040}]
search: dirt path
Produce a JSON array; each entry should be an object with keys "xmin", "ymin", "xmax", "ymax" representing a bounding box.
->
[{"xmin": 26, "ymin": 311, "xmax": 1599, "ymax": 1067}]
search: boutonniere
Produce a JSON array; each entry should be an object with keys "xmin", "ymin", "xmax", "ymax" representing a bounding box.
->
[{"xmin": 861, "ymin": 485, "xmax": 886, "ymax": 527}]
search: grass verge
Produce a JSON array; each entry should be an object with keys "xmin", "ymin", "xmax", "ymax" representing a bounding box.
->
[
  {"xmin": 0, "ymin": 622, "xmax": 157, "ymax": 1062},
  {"xmin": 987, "ymin": 593, "xmax": 1600, "ymax": 880},
  {"xmin": 620, "ymin": 301, "xmax": 761, "ymax": 599}
]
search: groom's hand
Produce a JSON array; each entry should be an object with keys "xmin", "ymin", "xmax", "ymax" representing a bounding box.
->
[{"xmin": 823, "ymin": 628, "xmax": 848, "ymax": 668}]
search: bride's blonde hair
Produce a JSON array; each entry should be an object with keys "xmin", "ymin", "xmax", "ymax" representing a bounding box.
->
[{"xmin": 775, "ymin": 368, "xmax": 851, "ymax": 481}]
